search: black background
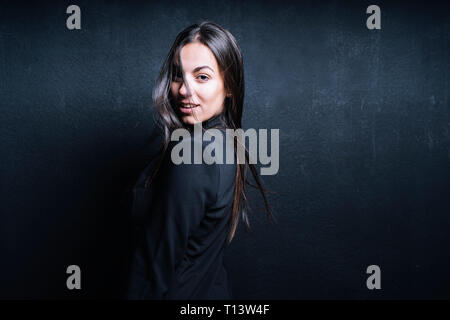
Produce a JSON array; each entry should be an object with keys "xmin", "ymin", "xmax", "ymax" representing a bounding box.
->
[{"xmin": 1, "ymin": 0, "xmax": 449, "ymax": 299}]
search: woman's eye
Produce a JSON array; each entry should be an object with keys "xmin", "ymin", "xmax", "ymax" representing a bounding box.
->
[{"xmin": 197, "ymin": 74, "xmax": 210, "ymax": 81}]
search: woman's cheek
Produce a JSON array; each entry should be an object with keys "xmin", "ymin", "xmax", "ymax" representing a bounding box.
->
[
  {"xmin": 200, "ymin": 81, "xmax": 217, "ymax": 100},
  {"xmin": 170, "ymin": 84, "xmax": 177, "ymax": 98}
]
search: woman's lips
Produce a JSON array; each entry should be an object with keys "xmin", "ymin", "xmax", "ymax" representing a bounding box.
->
[{"xmin": 179, "ymin": 104, "xmax": 200, "ymax": 114}]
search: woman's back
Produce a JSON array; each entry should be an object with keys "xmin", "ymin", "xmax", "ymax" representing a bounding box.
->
[{"xmin": 125, "ymin": 116, "xmax": 236, "ymax": 299}]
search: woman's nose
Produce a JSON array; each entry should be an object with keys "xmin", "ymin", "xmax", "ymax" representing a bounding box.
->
[{"xmin": 179, "ymin": 80, "xmax": 190, "ymax": 97}]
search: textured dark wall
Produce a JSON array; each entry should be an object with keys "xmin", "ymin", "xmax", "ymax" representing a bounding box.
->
[{"xmin": 1, "ymin": 0, "xmax": 449, "ymax": 299}]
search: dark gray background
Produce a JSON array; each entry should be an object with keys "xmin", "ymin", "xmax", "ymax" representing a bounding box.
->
[{"xmin": 1, "ymin": 0, "xmax": 449, "ymax": 299}]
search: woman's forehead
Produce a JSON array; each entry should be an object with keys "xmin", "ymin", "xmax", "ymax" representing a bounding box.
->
[{"xmin": 174, "ymin": 42, "xmax": 219, "ymax": 73}]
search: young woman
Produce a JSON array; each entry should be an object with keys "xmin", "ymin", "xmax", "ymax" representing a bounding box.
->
[{"xmin": 124, "ymin": 21, "xmax": 274, "ymax": 300}]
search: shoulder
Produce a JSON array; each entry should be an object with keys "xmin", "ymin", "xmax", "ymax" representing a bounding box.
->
[
  {"xmin": 166, "ymin": 127, "xmax": 228, "ymax": 166},
  {"xmin": 163, "ymin": 127, "xmax": 236, "ymax": 187},
  {"xmin": 157, "ymin": 136, "xmax": 220, "ymax": 202}
]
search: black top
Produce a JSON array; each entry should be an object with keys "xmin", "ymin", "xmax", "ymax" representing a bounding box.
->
[{"xmin": 124, "ymin": 114, "xmax": 236, "ymax": 299}]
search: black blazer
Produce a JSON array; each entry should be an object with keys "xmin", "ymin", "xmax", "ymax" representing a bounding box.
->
[{"xmin": 124, "ymin": 114, "xmax": 236, "ymax": 299}]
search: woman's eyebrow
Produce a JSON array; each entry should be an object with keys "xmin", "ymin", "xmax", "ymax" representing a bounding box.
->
[
  {"xmin": 193, "ymin": 65, "xmax": 215, "ymax": 73},
  {"xmin": 172, "ymin": 64, "xmax": 215, "ymax": 74}
]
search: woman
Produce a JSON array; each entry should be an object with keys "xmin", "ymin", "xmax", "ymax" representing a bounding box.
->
[{"xmin": 124, "ymin": 21, "xmax": 274, "ymax": 300}]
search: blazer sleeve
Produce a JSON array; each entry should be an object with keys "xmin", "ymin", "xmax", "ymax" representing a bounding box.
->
[{"xmin": 137, "ymin": 148, "xmax": 220, "ymax": 299}]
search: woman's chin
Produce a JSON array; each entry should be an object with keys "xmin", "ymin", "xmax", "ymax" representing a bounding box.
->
[{"xmin": 180, "ymin": 115, "xmax": 202, "ymax": 125}]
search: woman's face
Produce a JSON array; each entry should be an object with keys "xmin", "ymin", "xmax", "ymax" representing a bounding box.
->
[{"xmin": 170, "ymin": 42, "xmax": 229, "ymax": 125}]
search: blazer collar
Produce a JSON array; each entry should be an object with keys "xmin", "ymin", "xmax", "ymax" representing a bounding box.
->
[{"xmin": 201, "ymin": 113, "xmax": 225, "ymax": 129}]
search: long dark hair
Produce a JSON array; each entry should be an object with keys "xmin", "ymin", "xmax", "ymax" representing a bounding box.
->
[{"xmin": 144, "ymin": 21, "xmax": 275, "ymax": 243}]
